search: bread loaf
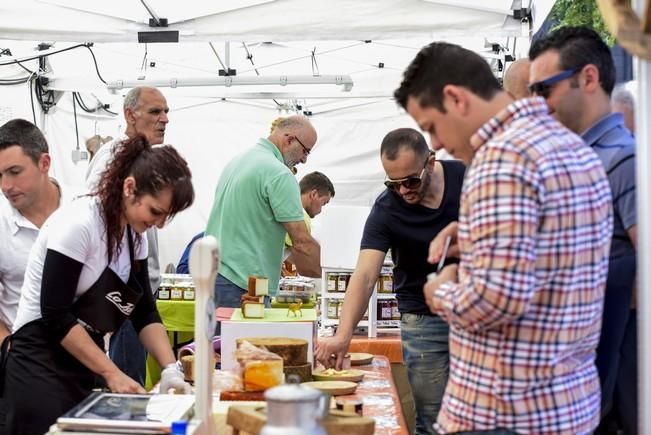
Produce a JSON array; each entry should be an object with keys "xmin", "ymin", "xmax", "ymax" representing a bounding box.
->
[{"xmin": 236, "ymin": 337, "xmax": 308, "ymax": 366}]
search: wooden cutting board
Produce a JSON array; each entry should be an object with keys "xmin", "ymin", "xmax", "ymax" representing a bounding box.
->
[
  {"xmin": 349, "ymin": 352, "xmax": 374, "ymax": 366},
  {"xmin": 226, "ymin": 406, "xmax": 375, "ymax": 435},
  {"xmin": 312, "ymin": 369, "xmax": 365, "ymax": 383},
  {"xmin": 301, "ymin": 381, "xmax": 357, "ymax": 396}
]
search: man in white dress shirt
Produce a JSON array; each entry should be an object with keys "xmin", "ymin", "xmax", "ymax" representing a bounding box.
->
[
  {"xmin": 0, "ymin": 119, "xmax": 61, "ymax": 433},
  {"xmin": 0, "ymin": 119, "xmax": 61, "ymax": 343}
]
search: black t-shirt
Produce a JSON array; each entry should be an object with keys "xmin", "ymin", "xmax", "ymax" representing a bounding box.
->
[{"xmin": 360, "ymin": 159, "xmax": 465, "ymax": 315}]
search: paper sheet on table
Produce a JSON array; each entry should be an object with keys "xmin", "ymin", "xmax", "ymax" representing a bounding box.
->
[
  {"xmin": 230, "ymin": 307, "xmax": 316, "ymax": 322},
  {"xmin": 145, "ymin": 394, "xmax": 195, "ymax": 422}
]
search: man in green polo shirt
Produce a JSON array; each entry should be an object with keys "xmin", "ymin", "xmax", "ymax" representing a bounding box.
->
[{"xmin": 206, "ymin": 116, "xmax": 322, "ymax": 315}]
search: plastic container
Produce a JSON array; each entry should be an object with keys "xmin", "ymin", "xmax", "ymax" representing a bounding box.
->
[{"xmin": 171, "ymin": 420, "xmax": 188, "ymax": 435}]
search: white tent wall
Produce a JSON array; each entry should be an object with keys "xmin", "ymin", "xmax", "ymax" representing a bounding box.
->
[
  {"xmin": 0, "ymin": 0, "xmax": 545, "ymax": 269},
  {"xmin": 35, "ymin": 87, "xmax": 419, "ymax": 269}
]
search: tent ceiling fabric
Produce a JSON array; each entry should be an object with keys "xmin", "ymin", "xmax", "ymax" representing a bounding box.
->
[{"xmin": 0, "ymin": 0, "xmax": 526, "ymax": 43}]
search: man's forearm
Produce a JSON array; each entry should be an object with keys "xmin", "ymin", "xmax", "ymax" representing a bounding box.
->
[
  {"xmin": 336, "ymin": 274, "xmax": 376, "ymax": 340},
  {"xmin": 291, "ymin": 238, "xmax": 321, "ymax": 277},
  {"xmin": 0, "ymin": 320, "xmax": 10, "ymax": 343},
  {"xmin": 139, "ymin": 323, "xmax": 176, "ymax": 368}
]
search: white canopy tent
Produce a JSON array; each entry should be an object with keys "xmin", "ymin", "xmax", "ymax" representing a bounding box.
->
[{"xmin": 0, "ymin": 0, "xmax": 553, "ymax": 267}]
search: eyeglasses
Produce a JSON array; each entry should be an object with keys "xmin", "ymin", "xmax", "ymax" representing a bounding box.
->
[
  {"xmin": 527, "ymin": 65, "xmax": 584, "ymax": 99},
  {"xmin": 286, "ymin": 133, "xmax": 311, "ymax": 155},
  {"xmin": 384, "ymin": 154, "xmax": 432, "ymax": 191}
]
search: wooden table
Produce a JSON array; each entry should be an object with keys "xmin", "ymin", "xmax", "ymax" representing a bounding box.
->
[
  {"xmin": 337, "ymin": 354, "xmax": 408, "ymax": 434},
  {"xmin": 219, "ymin": 355, "xmax": 407, "ymax": 435}
]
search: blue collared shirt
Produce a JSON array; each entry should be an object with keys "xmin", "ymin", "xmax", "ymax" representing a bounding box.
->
[{"xmin": 582, "ymin": 112, "xmax": 636, "ymax": 259}]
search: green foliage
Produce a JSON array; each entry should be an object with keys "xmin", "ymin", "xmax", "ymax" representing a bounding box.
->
[{"xmin": 549, "ymin": 0, "xmax": 615, "ymax": 46}]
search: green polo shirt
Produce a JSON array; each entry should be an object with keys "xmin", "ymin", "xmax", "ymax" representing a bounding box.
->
[{"xmin": 205, "ymin": 138, "xmax": 304, "ymax": 294}]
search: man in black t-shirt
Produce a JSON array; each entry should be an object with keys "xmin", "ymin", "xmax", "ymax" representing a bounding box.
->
[{"xmin": 315, "ymin": 128, "xmax": 464, "ymax": 435}]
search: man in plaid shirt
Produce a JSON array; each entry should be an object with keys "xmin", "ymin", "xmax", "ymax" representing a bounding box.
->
[{"xmin": 395, "ymin": 42, "xmax": 613, "ymax": 434}]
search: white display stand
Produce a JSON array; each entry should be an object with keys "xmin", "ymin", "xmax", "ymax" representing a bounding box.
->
[{"xmin": 320, "ymin": 267, "xmax": 398, "ymax": 339}]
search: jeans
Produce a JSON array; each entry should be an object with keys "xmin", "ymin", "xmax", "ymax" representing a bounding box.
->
[
  {"xmin": 401, "ymin": 312, "xmax": 450, "ymax": 435},
  {"xmin": 108, "ymin": 319, "xmax": 146, "ymax": 386},
  {"xmin": 214, "ymin": 274, "xmax": 247, "ymax": 309}
]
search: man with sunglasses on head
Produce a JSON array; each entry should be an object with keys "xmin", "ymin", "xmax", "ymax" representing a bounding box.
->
[
  {"xmin": 205, "ymin": 116, "xmax": 321, "ymax": 326},
  {"xmin": 530, "ymin": 27, "xmax": 637, "ymax": 435},
  {"xmin": 315, "ymin": 128, "xmax": 464, "ymax": 435}
]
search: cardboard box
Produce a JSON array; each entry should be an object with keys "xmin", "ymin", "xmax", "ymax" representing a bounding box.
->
[{"xmin": 220, "ymin": 309, "xmax": 316, "ymax": 371}]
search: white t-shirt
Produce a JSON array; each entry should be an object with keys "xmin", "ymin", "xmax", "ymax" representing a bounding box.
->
[
  {"xmin": 13, "ymin": 196, "xmax": 148, "ymax": 332},
  {"xmin": 84, "ymin": 136, "xmax": 161, "ymax": 293},
  {"xmin": 85, "ymin": 137, "xmax": 121, "ymax": 192}
]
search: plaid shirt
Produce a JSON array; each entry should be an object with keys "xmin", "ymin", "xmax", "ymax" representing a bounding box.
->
[{"xmin": 431, "ymin": 98, "xmax": 613, "ymax": 434}]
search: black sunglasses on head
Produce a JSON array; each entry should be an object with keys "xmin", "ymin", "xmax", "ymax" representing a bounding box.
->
[{"xmin": 528, "ymin": 65, "xmax": 584, "ymax": 99}]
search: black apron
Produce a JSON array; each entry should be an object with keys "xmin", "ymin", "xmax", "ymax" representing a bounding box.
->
[{"xmin": 1, "ymin": 227, "xmax": 144, "ymax": 435}]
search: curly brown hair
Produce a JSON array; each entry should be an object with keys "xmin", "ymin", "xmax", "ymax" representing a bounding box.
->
[{"xmin": 93, "ymin": 135, "xmax": 194, "ymax": 263}]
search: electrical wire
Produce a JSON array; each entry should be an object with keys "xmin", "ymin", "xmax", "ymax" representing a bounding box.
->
[
  {"xmin": 72, "ymin": 92, "xmax": 80, "ymax": 151},
  {"xmin": 0, "ymin": 43, "xmax": 88, "ymax": 66},
  {"xmin": 73, "ymin": 92, "xmax": 117, "ymax": 116},
  {"xmin": 84, "ymin": 44, "xmax": 108, "ymax": 84}
]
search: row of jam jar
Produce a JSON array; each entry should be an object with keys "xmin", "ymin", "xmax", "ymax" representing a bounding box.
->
[
  {"xmin": 327, "ymin": 272, "xmax": 394, "ymax": 293},
  {"xmin": 327, "ymin": 299, "xmax": 400, "ymax": 320}
]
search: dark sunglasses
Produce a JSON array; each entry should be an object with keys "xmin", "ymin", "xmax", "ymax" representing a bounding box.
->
[
  {"xmin": 527, "ymin": 65, "xmax": 584, "ymax": 99},
  {"xmin": 384, "ymin": 153, "xmax": 432, "ymax": 191}
]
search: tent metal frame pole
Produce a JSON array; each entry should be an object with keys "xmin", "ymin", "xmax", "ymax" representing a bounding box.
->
[{"xmin": 635, "ymin": 55, "xmax": 651, "ymax": 435}]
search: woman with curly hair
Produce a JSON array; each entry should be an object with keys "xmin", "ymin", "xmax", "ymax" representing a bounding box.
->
[{"xmin": 2, "ymin": 136, "xmax": 194, "ymax": 435}]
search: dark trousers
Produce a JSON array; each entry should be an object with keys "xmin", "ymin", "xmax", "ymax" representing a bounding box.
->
[
  {"xmin": 108, "ymin": 319, "xmax": 146, "ymax": 386},
  {"xmin": 595, "ymin": 254, "xmax": 636, "ymax": 434},
  {"xmin": 598, "ymin": 309, "xmax": 638, "ymax": 435},
  {"xmin": 4, "ymin": 321, "xmax": 103, "ymax": 435}
]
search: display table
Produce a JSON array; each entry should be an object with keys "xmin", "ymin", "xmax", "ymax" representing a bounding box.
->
[{"xmin": 218, "ymin": 355, "xmax": 407, "ymax": 435}]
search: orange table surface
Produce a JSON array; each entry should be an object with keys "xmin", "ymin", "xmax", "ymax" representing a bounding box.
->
[
  {"xmin": 336, "ymin": 354, "xmax": 408, "ymax": 435},
  {"xmin": 349, "ymin": 333, "xmax": 403, "ymax": 363}
]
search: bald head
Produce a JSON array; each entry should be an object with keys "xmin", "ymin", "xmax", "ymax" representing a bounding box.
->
[
  {"xmin": 503, "ymin": 59, "xmax": 531, "ymax": 100},
  {"xmin": 269, "ymin": 115, "xmax": 317, "ymax": 145},
  {"xmin": 268, "ymin": 115, "xmax": 317, "ymax": 168}
]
